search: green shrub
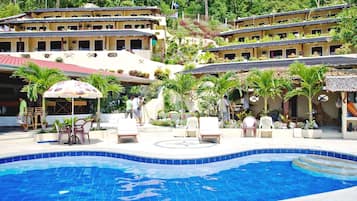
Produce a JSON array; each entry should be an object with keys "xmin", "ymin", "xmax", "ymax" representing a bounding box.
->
[{"xmin": 150, "ymin": 119, "xmax": 176, "ymax": 127}]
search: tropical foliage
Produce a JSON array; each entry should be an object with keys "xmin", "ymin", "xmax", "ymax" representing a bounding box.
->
[
  {"xmin": 11, "ymin": 62, "xmax": 68, "ymax": 124},
  {"xmin": 332, "ymin": 6, "xmax": 357, "ymax": 48},
  {"xmin": 285, "ymin": 62, "xmax": 328, "ymax": 126},
  {"xmin": 163, "ymin": 73, "xmax": 197, "ymax": 119},
  {"xmin": 80, "ymin": 74, "xmax": 123, "ymax": 128},
  {"xmin": 246, "ymin": 70, "xmax": 285, "ymax": 115},
  {"xmin": 1, "ymin": 0, "xmax": 349, "ymax": 21},
  {"xmin": 198, "ymin": 71, "xmax": 240, "ymax": 115}
]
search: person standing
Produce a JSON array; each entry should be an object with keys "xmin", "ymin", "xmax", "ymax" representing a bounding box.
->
[
  {"xmin": 218, "ymin": 95, "xmax": 230, "ymax": 123},
  {"xmin": 125, "ymin": 96, "xmax": 134, "ymax": 118},
  {"xmin": 18, "ymin": 97, "xmax": 28, "ymax": 131}
]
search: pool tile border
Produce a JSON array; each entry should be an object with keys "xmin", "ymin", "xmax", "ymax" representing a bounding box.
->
[{"xmin": 0, "ymin": 149, "xmax": 356, "ymax": 165}]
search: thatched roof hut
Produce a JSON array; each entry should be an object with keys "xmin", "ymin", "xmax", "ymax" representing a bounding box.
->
[{"xmin": 325, "ymin": 75, "xmax": 357, "ymax": 92}]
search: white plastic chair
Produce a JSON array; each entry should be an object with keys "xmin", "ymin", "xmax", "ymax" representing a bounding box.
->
[
  {"xmin": 242, "ymin": 116, "xmax": 257, "ymax": 137},
  {"xmin": 186, "ymin": 117, "xmax": 199, "ymax": 137},
  {"xmin": 259, "ymin": 116, "xmax": 274, "ymax": 138},
  {"xmin": 199, "ymin": 117, "xmax": 221, "ymax": 143},
  {"xmin": 117, "ymin": 118, "xmax": 138, "ymax": 143}
]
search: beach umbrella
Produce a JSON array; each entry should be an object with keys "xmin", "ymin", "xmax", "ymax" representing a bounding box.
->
[{"xmin": 43, "ymin": 80, "xmax": 103, "ymax": 140}]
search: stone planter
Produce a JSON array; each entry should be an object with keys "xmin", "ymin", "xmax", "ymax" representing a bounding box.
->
[
  {"xmin": 293, "ymin": 128, "xmax": 302, "ymax": 138},
  {"xmin": 34, "ymin": 132, "xmax": 58, "ymax": 142},
  {"xmin": 302, "ymin": 129, "xmax": 322, "ymax": 139}
]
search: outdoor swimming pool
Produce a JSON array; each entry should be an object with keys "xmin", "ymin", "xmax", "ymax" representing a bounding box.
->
[{"xmin": 0, "ymin": 150, "xmax": 356, "ymax": 201}]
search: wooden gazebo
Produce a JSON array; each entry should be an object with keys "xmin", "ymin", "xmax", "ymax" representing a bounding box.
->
[{"xmin": 325, "ymin": 75, "xmax": 357, "ymax": 139}]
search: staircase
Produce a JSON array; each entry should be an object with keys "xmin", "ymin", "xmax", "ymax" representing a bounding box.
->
[{"xmin": 292, "ymin": 155, "xmax": 357, "ymax": 181}]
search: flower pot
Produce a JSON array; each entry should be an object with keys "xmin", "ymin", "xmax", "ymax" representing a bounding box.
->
[{"xmin": 302, "ymin": 129, "xmax": 322, "ymax": 139}]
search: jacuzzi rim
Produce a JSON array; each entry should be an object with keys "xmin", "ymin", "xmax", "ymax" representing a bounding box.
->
[{"xmin": 0, "ymin": 148, "xmax": 356, "ymax": 165}]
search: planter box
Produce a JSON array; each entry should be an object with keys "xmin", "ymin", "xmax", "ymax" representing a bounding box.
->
[
  {"xmin": 34, "ymin": 133, "xmax": 58, "ymax": 142},
  {"xmin": 293, "ymin": 128, "xmax": 302, "ymax": 138},
  {"xmin": 302, "ymin": 129, "xmax": 322, "ymax": 138}
]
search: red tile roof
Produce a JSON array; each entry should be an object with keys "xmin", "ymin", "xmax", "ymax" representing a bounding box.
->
[{"xmin": 0, "ymin": 54, "xmax": 152, "ymax": 84}]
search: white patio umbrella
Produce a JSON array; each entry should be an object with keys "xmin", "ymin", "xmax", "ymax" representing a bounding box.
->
[{"xmin": 43, "ymin": 80, "xmax": 103, "ymax": 139}]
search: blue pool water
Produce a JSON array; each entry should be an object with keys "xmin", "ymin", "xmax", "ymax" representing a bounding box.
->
[{"xmin": 0, "ymin": 154, "xmax": 356, "ymax": 201}]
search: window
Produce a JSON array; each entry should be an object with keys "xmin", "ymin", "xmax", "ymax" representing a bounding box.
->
[
  {"xmin": 311, "ymin": 47, "xmax": 323, "ymax": 56},
  {"xmin": 81, "ymin": 15, "xmax": 90, "ymax": 17},
  {"xmin": 286, "ymin": 49, "xmax": 296, "ymax": 58},
  {"xmin": 292, "ymin": 32, "xmax": 299, "ymax": 37},
  {"xmin": 68, "ymin": 26, "xmax": 78, "ymax": 30},
  {"xmin": 39, "ymin": 26, "xmax": 47, "ymax": 31},
  {"xmin": 251, "ymin": 36, "xmax": 260, "ymax": 40},
  {"xmin": 312, "ymin": 15, "xmax": 321, "ymax": 19},
  {"xmin": 238, "ymin": 37, "xmax": 245, "ymax": 42},
  {"xmin": 277, "ymin": 33, "xmax": 287, "ymax": 39},
  {"xmin": 277, "ymin": 20, "xmax": 288, "ymax": 23},
  {"xmin": 312, "ymin": 29, "xmax": 322, "ymax": 35},
  {"xmin": 43, "ymin": 16, "xmax": 52, "ymax": 18},
  {"xmin": 124, "ymin": 25, "xmax": 132, "ymax": 29},
  {"xmin": 114, "ymin": 14, "xmax": 121, "ymax": 16},
  {"xmin": 135, "ymin": 24, "xmax": 145, "ymax": 29},
  {"xmin": 327, "ymin": 13, "xmax": 336, "ymax": 17},
  {"xmin": 72, "ymin": 15, "xmax": 78, "ymax": 17},
  {"xmin": 224, "ymin": 54, "xmax": 236, "ymax": 60},
  {"xmin": 16, "ymin": 42, "xmax": 24, "ymax": 52},
  {"xmin": 93, "ymin": 25, "xmax": 103, "ymax": 30},
  {"xmin": 329, "ymin": 45, "xmax": 341, "ymax": 55},
  {"xmin": 94, "ymin": 40, "xmax": 103, "ymax": 51},
  {"xmin": 269, "ymin": 50, "xmax": 283, "ymax": 59},
  {"xmin": 0, "ymin": 42, "xmax": 11, "ymax": 52},
  {"xmin": 259, "ymin": 23, "xmax": 265, "ymax": 26},
  {"xmin": 131, "ymin": 14, "xmax": 138, "ymax": 16},
  {"xmin": 50, "ymin": 41, "xmax": 62, "ymax": 51},
  {"xmin": 130, "ymin": 39, "xmax": 142, "ymax": 49},
  {"xmin": 106, "ymin": 24, "xmax": 113, "ymax": 29},
  {"xmin": 102, "ymin": 15, "xmax": 111, "ymax": 17},
  {"xmin": 78, "ymin": 40, "xmax": 90, "ymax": 50},
  {"xmin": 56, "ymin": 16, "xmax": 61, "ymax": 18},
  {"xmin": 37, "ymin": 41, "xmax": 46, "ymax": 51},
  {"xmin": 116, "ymin": 40, "xmax": 125, "ymax": 50},
  {"xmin": 57, "ymin": 26, "xmax": 65, "ymax": 31},
  {"xmin": 241, "ymin": 52, "xmax": 251, "ymax": 60},
  {"xmin": 26, "ymin": 27, "xmax": 36, "ymax": 31}
]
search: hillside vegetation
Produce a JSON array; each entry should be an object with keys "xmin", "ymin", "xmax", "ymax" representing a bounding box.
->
[{"xmin": 0, "ymin": 0, "xmax": 352, "ymax": 20}]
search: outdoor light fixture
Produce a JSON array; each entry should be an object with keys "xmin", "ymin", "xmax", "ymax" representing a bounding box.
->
[
  {"xmin": 318, "ymin": 94, "xmax": 329, "ymax": 102},
  {"xmin": 250, "ymin": 96, "xmax": 259, "ymax": 102}
]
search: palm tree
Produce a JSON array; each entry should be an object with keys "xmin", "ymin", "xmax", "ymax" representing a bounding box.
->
[
  {"xmin": 163, "ymin": 73, "xmax": 197, "ymax": 120},
  {"xmin": 285, "ymin": 62, "xmax": 327, "ymax": 126},
  {"xmin": 246, "ymin": 69, "xmax": 285, "ymax": 115},
  {"xmin": 80, "ymin": 74, "xmax": 123, "ymax": 129},
  {"xmin": 198, "ymin": 71, "xmax": 240, "ymax": 116},
  {"xmin": 11, "ymin": 62, "xmax": 68, "ymax": 125}
]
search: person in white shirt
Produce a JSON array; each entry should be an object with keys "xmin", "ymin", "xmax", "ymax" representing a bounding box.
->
[{"xmin": 133, "ymin": 96, "xmax": 144, "ymax": 125}]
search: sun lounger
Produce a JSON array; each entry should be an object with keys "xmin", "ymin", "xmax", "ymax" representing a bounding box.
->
[
  {"xmin": 117, "ymin": 118, "xmax": 138, "ymax": 143},
  {"xmin": 199, "ymin": 117, "xmax": 221, "ymax": 143}
]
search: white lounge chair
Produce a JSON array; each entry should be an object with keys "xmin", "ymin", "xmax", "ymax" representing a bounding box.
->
[
  {"xmin": 117, "ymin": 118, "xmax": 138, "ymax": 143},
  {"xmin": 199, "ymin": 117, "xmax": 221, "ymax": 143},
  {"xmin": 259, "ymin": 116, "xmax": 273, "ymax": 138},
  {"xmin": 186, "ymin": 117, "xmax": 199, "ymax": 137}
]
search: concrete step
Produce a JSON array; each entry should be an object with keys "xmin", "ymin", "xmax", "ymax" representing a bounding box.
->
[{"xmin": 292, "ymin": 155, "xmax": 357, "ymax": 180}]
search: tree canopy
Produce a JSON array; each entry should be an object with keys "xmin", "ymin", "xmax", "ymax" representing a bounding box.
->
[{"xmin": 0, "ymin": 0, "xmax": 352, "ymax": 21}]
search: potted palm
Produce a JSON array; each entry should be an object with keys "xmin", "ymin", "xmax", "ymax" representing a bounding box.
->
[
  {"xmin": 285, "ymin": 62, "xmax": 327, "ymax": 138},
  {"xmin": 247, "ymin": 69, "xmax": 286, "ymax": 116},
  {"xmin": 163, "ymin": 73, "xmax": 197, "ymax": 125}
]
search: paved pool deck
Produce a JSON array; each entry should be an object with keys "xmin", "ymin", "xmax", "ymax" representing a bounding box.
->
[{"xmin": 0, "ymin": 127, "xmax": 356, "ymax": 200}]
